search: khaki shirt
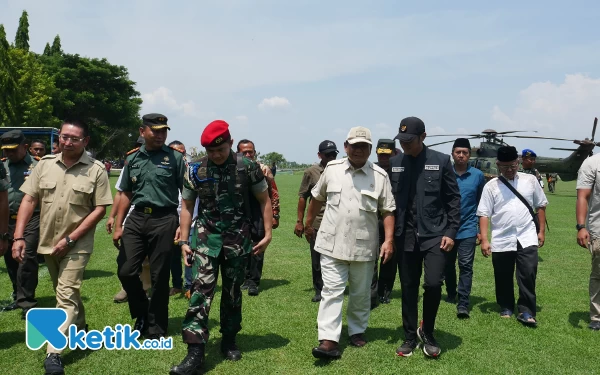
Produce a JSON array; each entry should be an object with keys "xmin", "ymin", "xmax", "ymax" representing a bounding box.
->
[
  {"xmin": 299, "ymin": 163, "xmax": 326, "ymax": 229},
  {"xmin": 20, "ymin": 152, "xmax": 113, "ymax": 255},
  {"xmin": 577, "ymin": 154, "xmax": 600, "ymax": 238},
  {"xmin": 311, "ymin": 158, "xmax": 396, "ymax": 261}
]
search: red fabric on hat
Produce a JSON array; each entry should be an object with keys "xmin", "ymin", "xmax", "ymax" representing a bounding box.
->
[{"xmin": 201, "ymin": 120, "xmax": 231, "ymax": 147}]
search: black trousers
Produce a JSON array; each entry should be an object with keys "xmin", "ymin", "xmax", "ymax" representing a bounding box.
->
[
  {"xmin": 377, "ymin": 249, "xmax": 401, "ymax": 298},
  {"xmin": 117, "ymin": 210, "xmax": 179, "ymax": 335},
  {"xmin": 310, "ymin": 232, "xmax": 323, "ymax": 294},
  {"xmin": 4, "ymin": 214, "xmax": 40, "ymax": 308},
  {"xmin": 492, "ymin": 242, "xmax": 538, "ymax": 316},
  {"xmin": 398, "ymin": 236, "xmax": 445, "ymax": 339},
  {"xmin": 244, "ymin": 253, "xmax": 264, "ymax": 286}
]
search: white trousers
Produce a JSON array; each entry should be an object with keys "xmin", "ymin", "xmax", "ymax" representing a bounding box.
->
[{"xmin": 317, "ymin": 254, "xmax": 375, "ymax": 342}]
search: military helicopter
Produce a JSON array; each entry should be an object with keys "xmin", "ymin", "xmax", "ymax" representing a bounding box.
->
[{"xmin": 427, "ymin": 118, "xmax": 600, "ymax": 181}]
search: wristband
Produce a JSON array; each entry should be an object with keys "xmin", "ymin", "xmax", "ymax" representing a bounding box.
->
[{"xmin": 13, "ymin": 237, "xmax": 26, "ymax": 242}]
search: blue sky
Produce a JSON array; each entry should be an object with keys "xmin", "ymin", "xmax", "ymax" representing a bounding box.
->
[{"xmin": 2, "ymin": 0, "xmax": 600, "ymax": 163}]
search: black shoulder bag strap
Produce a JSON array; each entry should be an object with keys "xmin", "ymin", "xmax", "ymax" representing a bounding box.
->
[{"xmin": 498, "ymin": 176, "xmax": 540, "ymax": 233}]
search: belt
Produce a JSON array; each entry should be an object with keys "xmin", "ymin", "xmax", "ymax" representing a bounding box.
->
[
  {"xmin": 10, "ymin": 214, "xmax": 17, "ymax": 220},
  {"xmin": 133, "ymin": 206, "xmax": 177, "ymax": 215}
]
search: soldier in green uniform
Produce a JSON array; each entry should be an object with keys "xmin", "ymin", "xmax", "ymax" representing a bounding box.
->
[
  {"xmin": 170, "ymin": 120, "xmax": 272, "ymax": 375},
  {"xmin": 0, "ymin": 146, "xmax": 9, "ymax": 306},
  {"xmin": 520, "ymin": 149, "xmax": 543, "ymax": 187},
  {"xmin": 0, "ymin": 130, "xmax": 40, "ymax": 318},
  {"xmin": 113, "ymin": 113, "xmax": 186, "ymax": 339}
]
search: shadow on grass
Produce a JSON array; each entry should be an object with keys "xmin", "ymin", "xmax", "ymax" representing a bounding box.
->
[
  {"xmin": 201, "ymin": 333, "xmax": 290, "ymax": 372},
  {"xmin": 62, "ymin": 347, "xmax": 96, "ymax": 366},
  {"xmin": 0, "ymin": 331, "xmax": 24, "ymax": 350},
  {"xmin": 260, "ymin": 278, "xmax": 290, "ymax": 292},
  {"xmin": 478, "ymin": 301, "xmax": 543, "ymax": 314},
  {"xmin": 568, "ymin": 311, "xmax": 589, "ymax": 329},
  {"xmin": 83, "ymin": 269, "xmax": 115, "ymax": 279}
]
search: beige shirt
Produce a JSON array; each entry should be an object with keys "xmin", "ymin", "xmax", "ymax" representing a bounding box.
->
[
  {"xmin": 20, "ymin": 152, "xmax": 113, "ymax": 255},
  {"xmin": 577, "ymin": 153, "xmax": 600, "ymax": 238},
  {"xmin": 311, "ymin": 158, "xmax": 396, "ymax": 261}
]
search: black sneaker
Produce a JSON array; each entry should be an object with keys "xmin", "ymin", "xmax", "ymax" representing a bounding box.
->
[
  {"xmin": 44, "ymin": 353, "xmax": 65, "ymax": 375},
  {"xmin": 395, "ymin": 339, "xmax": 418, "ymax": 357},
  {"xmin": 589, "ymin": 321, "xmax": 600, "ymax": 331},
  {"xmin": 241, "ymin": 280, "xmax": 250, "ymax": 290},
  {"xmin": 248, "ymin": 284, "xmax": 259, "ymax": 296},
  {"xmin": 221, "ymin": 336, "xmax": 242, "ymax": 361},
  {"xmin": 417, "ymin": 322, "xmax": 441, "ymax": 358}
]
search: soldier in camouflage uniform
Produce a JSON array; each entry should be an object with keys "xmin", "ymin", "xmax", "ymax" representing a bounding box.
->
[
  {"xmin": 170, "ymin": 120, "xmax": 272, "ymax": 375},
  {"xmin": 520, "ymin": 149, "xmax": 543, "ymax": 188}
]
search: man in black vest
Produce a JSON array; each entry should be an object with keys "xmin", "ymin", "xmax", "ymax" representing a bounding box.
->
[{"xmin": 390, "ymin": 117, "xmax": 461, "ymax": 358}]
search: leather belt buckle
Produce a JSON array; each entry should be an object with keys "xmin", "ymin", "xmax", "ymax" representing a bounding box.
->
[
  {"xmin": 143, "ymin": 207, "xmax": 153, "ymax": 214},
  {"xmin": 10, "ymin": 214, "xmax": 17, "ymax": 220}
]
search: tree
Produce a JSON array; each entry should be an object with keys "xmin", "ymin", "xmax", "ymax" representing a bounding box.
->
[
  {"xmin": 0, "ymin": 24, "xmax": 18, "ymax": 126},
  {"xmin": 39, "ymin": 53, "xmax": 142, "ymax": 157},
  {"xmin": 14, "ymin": 10, "xmax": 29, "ymax": 51},
  {"xmin": 188, "ymin": 146, "xmax": 206, "ymax": 161},
  {"xmin": 50, "ymin": 35, "xmax": 62, "ymax": 56},
  {"xmin": 259, "ymin": 152, "xmax": 286, "ymax": 168},
  {"xmin": 43, "ymin": 43, "xmax": 51, "ymax": 56}
]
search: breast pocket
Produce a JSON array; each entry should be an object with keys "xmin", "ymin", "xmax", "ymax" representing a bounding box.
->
[
  {"xmin": 40, "ymin": 180, "xmax": 57, "ymax": 203},
  {"xmin": 326, "ymin": 183, "xmax": 342, "ymax": 206},
  {"xmin": 316, "ymin": 224, "xmax": 336, "ymax": 252},
  {"xmin": 423, "ymin": 171, "xmax": 441, "ymax": 193},
  {"xmin": 359, "ymin": 190, "xmax": 378, "ymax": 212},
  {"xmin": 70, "ymin": 183, "xmax": 94, "ymax": 206}
]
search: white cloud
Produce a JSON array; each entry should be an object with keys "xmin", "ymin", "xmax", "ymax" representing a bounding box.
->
[
  {"xmin": 258, "ymin": 96, "xmax": 291, "ymax": 111},
  {"xmin": 235, "ymin": 115, "xmax": 248, "ymax": 123},
  {"xmin": 428, "ymin": 126, "xmax": 446, "ymax": 135},
  {"xmin": 455, "ymin": 127, "xmax": 469, "ymax": 135},
  {"xmin": 142, "ymin": 87, "xmax": 202, "ymax": 118},
  {"xmin": 492, "ymin": 74, "xmax": 600, "ymax": 138}
]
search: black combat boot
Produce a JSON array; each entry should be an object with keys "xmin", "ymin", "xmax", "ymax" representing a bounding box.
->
[
  {"xmin": 169, "ymin": 344, "xmax": 205, "ymax": 375},
  {"xmin": 221, "ymin": 335, "xmax": 242, "ymax": 361}
]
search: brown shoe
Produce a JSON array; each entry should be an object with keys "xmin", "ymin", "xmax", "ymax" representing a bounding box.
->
[
  {"xmin": 113, "ymin": 289, "xmax": 128, "ymax": 303},
  {"xmin": 169, "ymin": 288, "xmax": 183, "ymax": 296},
  {"xmin": 312, "ymin": 340, "xmax": 341, "ymax": 359},
  {"xmin": 185, "ymin": 290, "xmax": 191, "ymax": 300},
  {"xmin": 349, "ymin": 333, "xmax": 367, "ymax": 347}
]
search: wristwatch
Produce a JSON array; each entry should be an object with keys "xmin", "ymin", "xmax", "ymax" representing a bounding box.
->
[
  {"xmin": 576, "ymin": 224, "xmax": 586, "ymax": 231},
  {"xmin": 179, "ymin": 240, "xmax": 190, "ymax": 246},
  {"xmin": 65, "ymin": 236, "xmax": 77, "ymax": 248}
]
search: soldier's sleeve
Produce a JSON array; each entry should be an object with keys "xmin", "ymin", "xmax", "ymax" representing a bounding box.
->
[
  {"xmin": 441, "ymin": 155, "xmax": 461, "ymax": 239},
  {"xmin": 577, "ymin": 157, "xmax": 596, "ymax": 189},
  {"xmin": 182, "ymin": 164, "xmax": 199, "ymax": 201},
  {"xmin": 0, "ymin": 163, "xmax": 8, "ymax": 192},
  {"xmin": 248, "ymin": 160, "xmax": 268, "ymax": 195},
  {"xmin": 119, "ymin": 156, "xmax": 133, "ymax": 192},
  {"xmin": 298, "ymin": 169, "xmax": 312, "ymax": 198},
  {"xmin": 19, "ymin": 159, "xmax": 42, "ymax": 198},
  {"xmin": 92, "ymin": 165, "xmax": 114, "ymax": 206}
]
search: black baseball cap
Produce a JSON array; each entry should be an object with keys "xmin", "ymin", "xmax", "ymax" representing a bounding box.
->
[
  {"xmin": 319, "ymin": 140, "xmax": 338, "ymax": 154},
  {"xmin": 394, "ymin": 117, "xmax": 426, "ymax": 143},
  {"xmin": 376, "ymin": 139, "xmax": 395, "ymax": 154},
  {"xmin": 0, "ymin": 130, "xmax": 26, "ymax": 150}
]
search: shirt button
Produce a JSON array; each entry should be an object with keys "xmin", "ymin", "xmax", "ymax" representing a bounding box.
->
[
  {"xmin": 348, "ymin": 210, "xmax": 350, "ymax": 213},
  {"xmin": 58, "ymin": 207, "xmax": 61, "ymax": 210},
  {"xmin": 349, "ymin": 198, "xmax": 352, "ymax": 201}
]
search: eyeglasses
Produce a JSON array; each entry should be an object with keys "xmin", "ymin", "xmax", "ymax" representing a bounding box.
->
[
  {"xmin": 497, "ymin": 163, "xmax": 519, "ymax": 171},
  {"xmin": 60, "ymin": 135, "xmax": 85, "ymax": 143}
]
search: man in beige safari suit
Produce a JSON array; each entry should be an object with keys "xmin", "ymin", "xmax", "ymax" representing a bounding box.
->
[{"xmin": 13, "ymin": 119, "xmax": 113, "ymax": 374}]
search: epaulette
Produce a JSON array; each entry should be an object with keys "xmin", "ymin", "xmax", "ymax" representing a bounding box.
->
[
  {"xmin": 33, "ymin": 156, "xmax": 41, "ymax": 161},
  {"xmin": 169, "ymin": 145, "xmax": 184, "ymax": 154},
  {"xmin": 327, "ymin": 159, "xmax": 345, "ymax": 166},
  {"xmin": 41, "ymin": 154, "xmax": 56, "ymax": 160},
  {"xmin": 371, "ymin": 162, "xmax": 387, "ymax": 176},
  {"xmin": 126, "ymin": 147, "xmax": 140, "ymax": 156}
]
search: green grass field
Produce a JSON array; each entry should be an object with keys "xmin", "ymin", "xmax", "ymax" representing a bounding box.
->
[{"xmin": 0, "ymin": 175, "xmax": 597, "ymax": 375}]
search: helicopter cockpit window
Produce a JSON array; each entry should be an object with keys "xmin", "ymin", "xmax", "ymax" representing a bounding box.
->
[{"xmin": 486, "ymin": 162, "xmax": 491, "ymax": 168}]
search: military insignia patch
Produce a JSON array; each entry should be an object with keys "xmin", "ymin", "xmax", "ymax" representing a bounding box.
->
[
  {"xmin": 356, "ymin": 131, "xmax": 366, "ymax": 137},
  {"xmin": 132, "ymin": 176, "xmax": 137, "ymax": 183},
  {"xmin": 161, "ymin": 156, "xmax": 170, "ymax": 165},
  {"xmin": 401, "ymin": 125, "xmax": 407, "ymax": 132},
  {"xmin": 215, "ymin": 137, "xmax": 223, "ymax": 144}
]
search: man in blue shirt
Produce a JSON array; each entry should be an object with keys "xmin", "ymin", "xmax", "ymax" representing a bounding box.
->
[{"xmin": 443, "ymin": 138, "xmax": 485, "ymax": 318}]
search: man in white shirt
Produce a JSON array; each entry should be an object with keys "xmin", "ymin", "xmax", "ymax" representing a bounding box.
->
[
  {"xmin": 576, "ymin": 153, "xmax": 600, "ymax": 330},
  {"xmin": 305, "ymin": 126, "xmax": 396, "ymax": 359},
  {"xmin": 477, "ymin": 146, "xmax": 547, "ymax": 327}
]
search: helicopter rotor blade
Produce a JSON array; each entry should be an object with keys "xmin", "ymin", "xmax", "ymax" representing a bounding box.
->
[
  {"xmin": 550, "ymin": 147, "xmax": 579, "ymax": 151},
  {"xmin": 426, "ymin": 134, "xmax": 481, "ymax": 138},
  {"xmin": 494, "ymin": 130, "xmax": 537, "ymax": 135},
  {"xmin": 428, "ymin": 136, "xmax": 480, "ymax": 147},
  {"xmin": 503, "ymin": 135, "xmax": 576, "ymax": 142},
  {"xmin": 593, "ymin": 117, "xmax": 598, "ymax": 142}
]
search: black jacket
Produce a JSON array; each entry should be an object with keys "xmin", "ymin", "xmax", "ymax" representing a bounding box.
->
[{"xmin": 389, "ymin": 145, "xmax": 461, "ymax": 240}]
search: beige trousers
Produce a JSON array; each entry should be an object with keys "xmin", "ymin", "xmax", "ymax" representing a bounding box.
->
[{"xmin": 44, "ymin": 253, "xmax": 90, "ymax": 354}]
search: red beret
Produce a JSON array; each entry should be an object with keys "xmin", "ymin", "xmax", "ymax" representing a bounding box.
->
[{"xmin": 201, "ymin": 120, "xmax": 231, "ymax": 147}]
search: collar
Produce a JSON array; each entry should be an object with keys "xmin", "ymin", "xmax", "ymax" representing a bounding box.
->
[
  {"xmin": 344, "ymin": 158, "xmax": 370, "ymax": 173},
  {"xmin": 454, "ymin": 164, "xmax": 471, "ymax": 176},
  {"xmin": 57, "ymin": 151, "xmax": 92, "ymax": 166},
  {"xmin": 139, "ymin": 144, "xmax": 170, "ymax": 155},
  {"xmin": 8, "ymin": 153, "xmax": 33, "ymax": 166},
  {"xmin": 501, "ymin": 172, "xmax": 521, "ymax": 183}
]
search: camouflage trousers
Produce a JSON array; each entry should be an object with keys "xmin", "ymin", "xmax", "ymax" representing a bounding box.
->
[{"xmin": 181, "ymin": 251, "xmax": 247, "ymax": 344}]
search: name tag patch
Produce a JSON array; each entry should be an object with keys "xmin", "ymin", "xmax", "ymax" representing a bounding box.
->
[
  {"xmin": 425, "ymin": 165, "xmax": 439, "ymax": 171},
  {"xmin": 392, "ymin": 167, "xmax": 404, "ymax": 172}
]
